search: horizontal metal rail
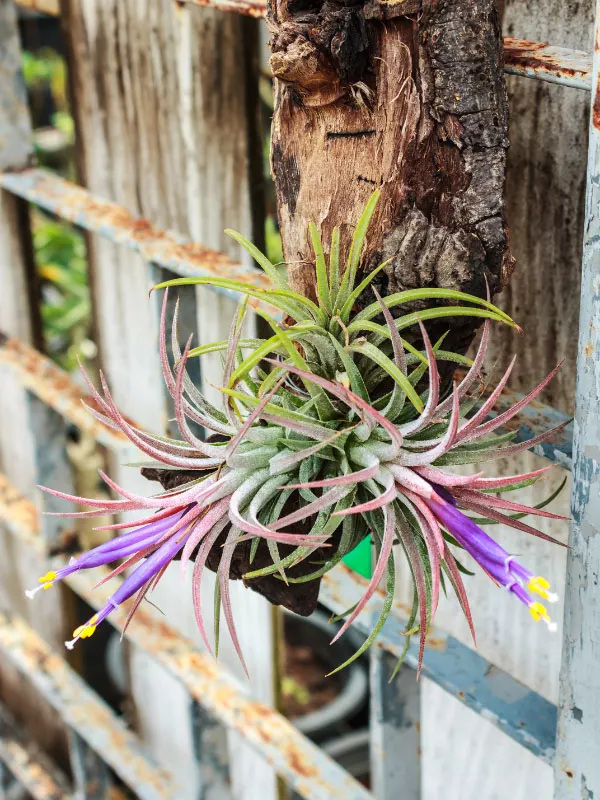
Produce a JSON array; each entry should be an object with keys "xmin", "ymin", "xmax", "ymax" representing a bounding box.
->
[
  {"xmin": 0, "ymin": 169, "xmax": 273, "ymax": 306},
  {"xmin": 0, "ymin": 332, "xmax": 573, "ymax": 469},
  {"xmin": 0, "ymin": 705, "xmax": 73, "ymax": 800},
  {"xmin": 13, "ymin": 0, "xmax": 593, "ymax": 91},
  {"xmin": 0, "ymin": 476, "xmax": 373, "ymax": 800},
  {"xmin": 320, "ymin": 566, "xmax": 557, "ymax": 764},
  {"xmin": 503, "ymin": 38, "xmax": 592, "ymax": 91},
  {"xmin": 0, "ymin": 614, "xmax": 180, "ymax": 800},
  {"xmin": 0, "ymin": 333, "xmax": 130, "ymax": 453}
]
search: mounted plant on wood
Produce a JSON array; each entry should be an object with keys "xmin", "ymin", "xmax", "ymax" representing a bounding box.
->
[
  {"xmin": 269, "ymin": 0, "xmax": 514, "ymax": 363},
  {"xmin": 29, "ymin": 195, "xmax": 567, "ymax": 675}
]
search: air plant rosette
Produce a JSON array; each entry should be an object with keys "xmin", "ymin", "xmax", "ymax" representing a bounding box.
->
[{"xmin": 28, "ymin": 193, "xmax": 568, "ymax": 676}]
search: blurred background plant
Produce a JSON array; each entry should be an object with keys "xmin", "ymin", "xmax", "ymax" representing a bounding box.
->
[
  {"xmin": 33, "ymin": 214, "xmax": 96, "ymax": 370},
  {"xmin": 21, "ymin": 44, "xmax": 94, "ymax": 372}
]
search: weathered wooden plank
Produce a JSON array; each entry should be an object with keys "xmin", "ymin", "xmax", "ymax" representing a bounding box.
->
[
  {"xmin": 554, "ymin": 1, "xmax": 600, "ymax": 795},
  {"xmin": 60, "ymin": 0, "xmax": 275, "ymax": 795}
]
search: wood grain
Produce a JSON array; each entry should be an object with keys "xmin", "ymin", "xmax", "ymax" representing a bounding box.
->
[
  {"xmin": 61, "ymin": 1, "xmax": 276, "ymax": 796},
  {"xmin": 269, "ymin": 0, "xmax": 513, "ymax": 357}
]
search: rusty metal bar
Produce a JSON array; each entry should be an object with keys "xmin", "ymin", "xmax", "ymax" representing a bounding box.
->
[
  {"xmin": 0, "ymin": 705, "xmax": 73, "ymax": 800},
  {"xmin": 0, "ymin": 476, "xmax": 373, "ymax": 800},
  {"xmin": 0, "ymin": 613, "xmax": 181, "ymax": 800},
  {"xmin": 0, "ymin": 169, "xmax": 273, "ymax": 306},
  {"xmin": 554, "ymin": 0, "xmax": 600, "ymax": 795},
  {"xmin": 0, "ymin": 333, "xmax": 130, "ymax": 453},
  {"xmin": 503, "ymin": 38, "xmax": 593, "ymax": 91}
]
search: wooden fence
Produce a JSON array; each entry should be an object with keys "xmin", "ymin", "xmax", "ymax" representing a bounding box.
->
[{"xmin": 0, "ymin": 0, "xmax": 598, "ymax": 797}]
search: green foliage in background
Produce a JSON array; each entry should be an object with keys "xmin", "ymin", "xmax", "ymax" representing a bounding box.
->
[
  {"xmin": 33, "ymin": 212, "xmax": 94, "ymax": 371},
  {"xmin": 22, "ymin": 48, "xmax": 90, "ymax": 370}
]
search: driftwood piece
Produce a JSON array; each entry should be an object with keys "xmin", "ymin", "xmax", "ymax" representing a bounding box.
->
[{"xmin": 269, "ymin": 0, "xmax": 514, "ymax": 355}]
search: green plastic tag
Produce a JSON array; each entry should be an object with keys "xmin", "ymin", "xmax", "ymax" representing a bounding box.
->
[{"xmin": 342, "ymin": 535, "xmax": 372, "ymax": 579}]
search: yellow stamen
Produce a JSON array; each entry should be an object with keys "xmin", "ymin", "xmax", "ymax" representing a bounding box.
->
[
  {"xmin": 72, "ymin": 614, "xmax": 99, "ymax": 640},
  {"xmin": 527, "ymin": 576, "xmax": 559, "ymax": 603},
  {"xmin": 529, "ymin": 601, "xmax": 557, "ymax": 632},
  {"xmin": 38, "ymin": 571, "xmax": 57, "ymax": 586}
]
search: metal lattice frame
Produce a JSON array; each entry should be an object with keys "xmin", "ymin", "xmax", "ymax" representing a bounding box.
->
[{"xmin": 0, "ymin": 0, "xmax": 598, "ymax": 796}]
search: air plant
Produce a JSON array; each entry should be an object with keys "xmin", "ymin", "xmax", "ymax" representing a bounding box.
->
[{"xmin": 28, "ymin": 192, "xmax": 568, "ymax": 676}]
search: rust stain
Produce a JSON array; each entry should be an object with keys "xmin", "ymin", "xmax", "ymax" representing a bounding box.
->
[
  {"xmin": 187, "ymin": 0, "xmax": 267, "ymax": 16},
  {"xmin": 594, "ymin": 74, "xmax": 600, "ymax": 131},
  {"xmin": 503, "ymin": 37, "xmax": 590, "ymax": 82},
  {"xmin": 1, "ymin": 737, "xmax": 67, "ymax": 799},
  {"xmin": 0, "ymin": 335, "xmax": 132, "ymax": 444},
  {"xmin": 286, "ymin": 744, "xmax": 319, "ymax": 779},
  {"xmin": 7, "ymin": 170, "xmax": 273, "ymax": 295}
]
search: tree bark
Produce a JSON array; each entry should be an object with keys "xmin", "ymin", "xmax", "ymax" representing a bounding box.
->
[{"xmin": 268, "ymin": 0, "xmax": 513, "ymax": 356}]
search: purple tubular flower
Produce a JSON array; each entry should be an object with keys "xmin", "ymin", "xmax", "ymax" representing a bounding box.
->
[
  {"xmin": 65, "ymin": 514, "xmax": 194, "ymax": 649},
  {"xmin": 26, "ymin": 508, "xmax": 190, "ymax": 598},
  {"xmin": 424, "ymin": 492, "xmax": 558, "ymax": 630}
]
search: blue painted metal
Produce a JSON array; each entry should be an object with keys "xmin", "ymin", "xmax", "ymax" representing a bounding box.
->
[
  {"xmin": 321, "ymin": 566, "xmax": 557, "ymax": 765},
  {"xmin": 554, "ymin": 1, "xmax": 600, "ymax": 795},
  {"xmin": 486, "ymin": 387, "xmax": 573, "ymax": 470}
]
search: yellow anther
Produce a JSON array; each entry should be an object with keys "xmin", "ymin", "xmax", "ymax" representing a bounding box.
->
[
  {"xmin": 38, "ymin": 571, "xmax": 57, "ymax": 586},
  {"xmin": 72, "ymin": 615, "xmax": 98, "ymax": 640},
  {"xmin": 529, "ymin": 601, "xmax": 548, "ymax": 621},
  {"xmin": 529, "ymin": 602, "xmax": 557, "ymax": 632},
  {"xmin": 527, "ymin": 576, "xmax": 558, "ymax": 603}
]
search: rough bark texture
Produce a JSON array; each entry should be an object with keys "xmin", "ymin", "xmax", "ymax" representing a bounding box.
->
[{"xmin": 269, "ymin": 0, "xmax": 513, "ymax": 356}]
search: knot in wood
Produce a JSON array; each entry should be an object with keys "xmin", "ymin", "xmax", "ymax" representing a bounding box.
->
[{"xmin": 269, "ymin": 1, "xmax": 370, "ymax": 106}]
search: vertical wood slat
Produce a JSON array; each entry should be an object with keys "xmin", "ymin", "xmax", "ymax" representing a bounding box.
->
[
  {"xmin": 554, "ymin": 0, "xmax": 600, "ymax": 795},
  {"xmin": 369, "ymin": 649, "xmax": 421, "ymax": 799},
  {"xmin": 60, "ymin": 1, "xmax": 276, "ymax": 796}
]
